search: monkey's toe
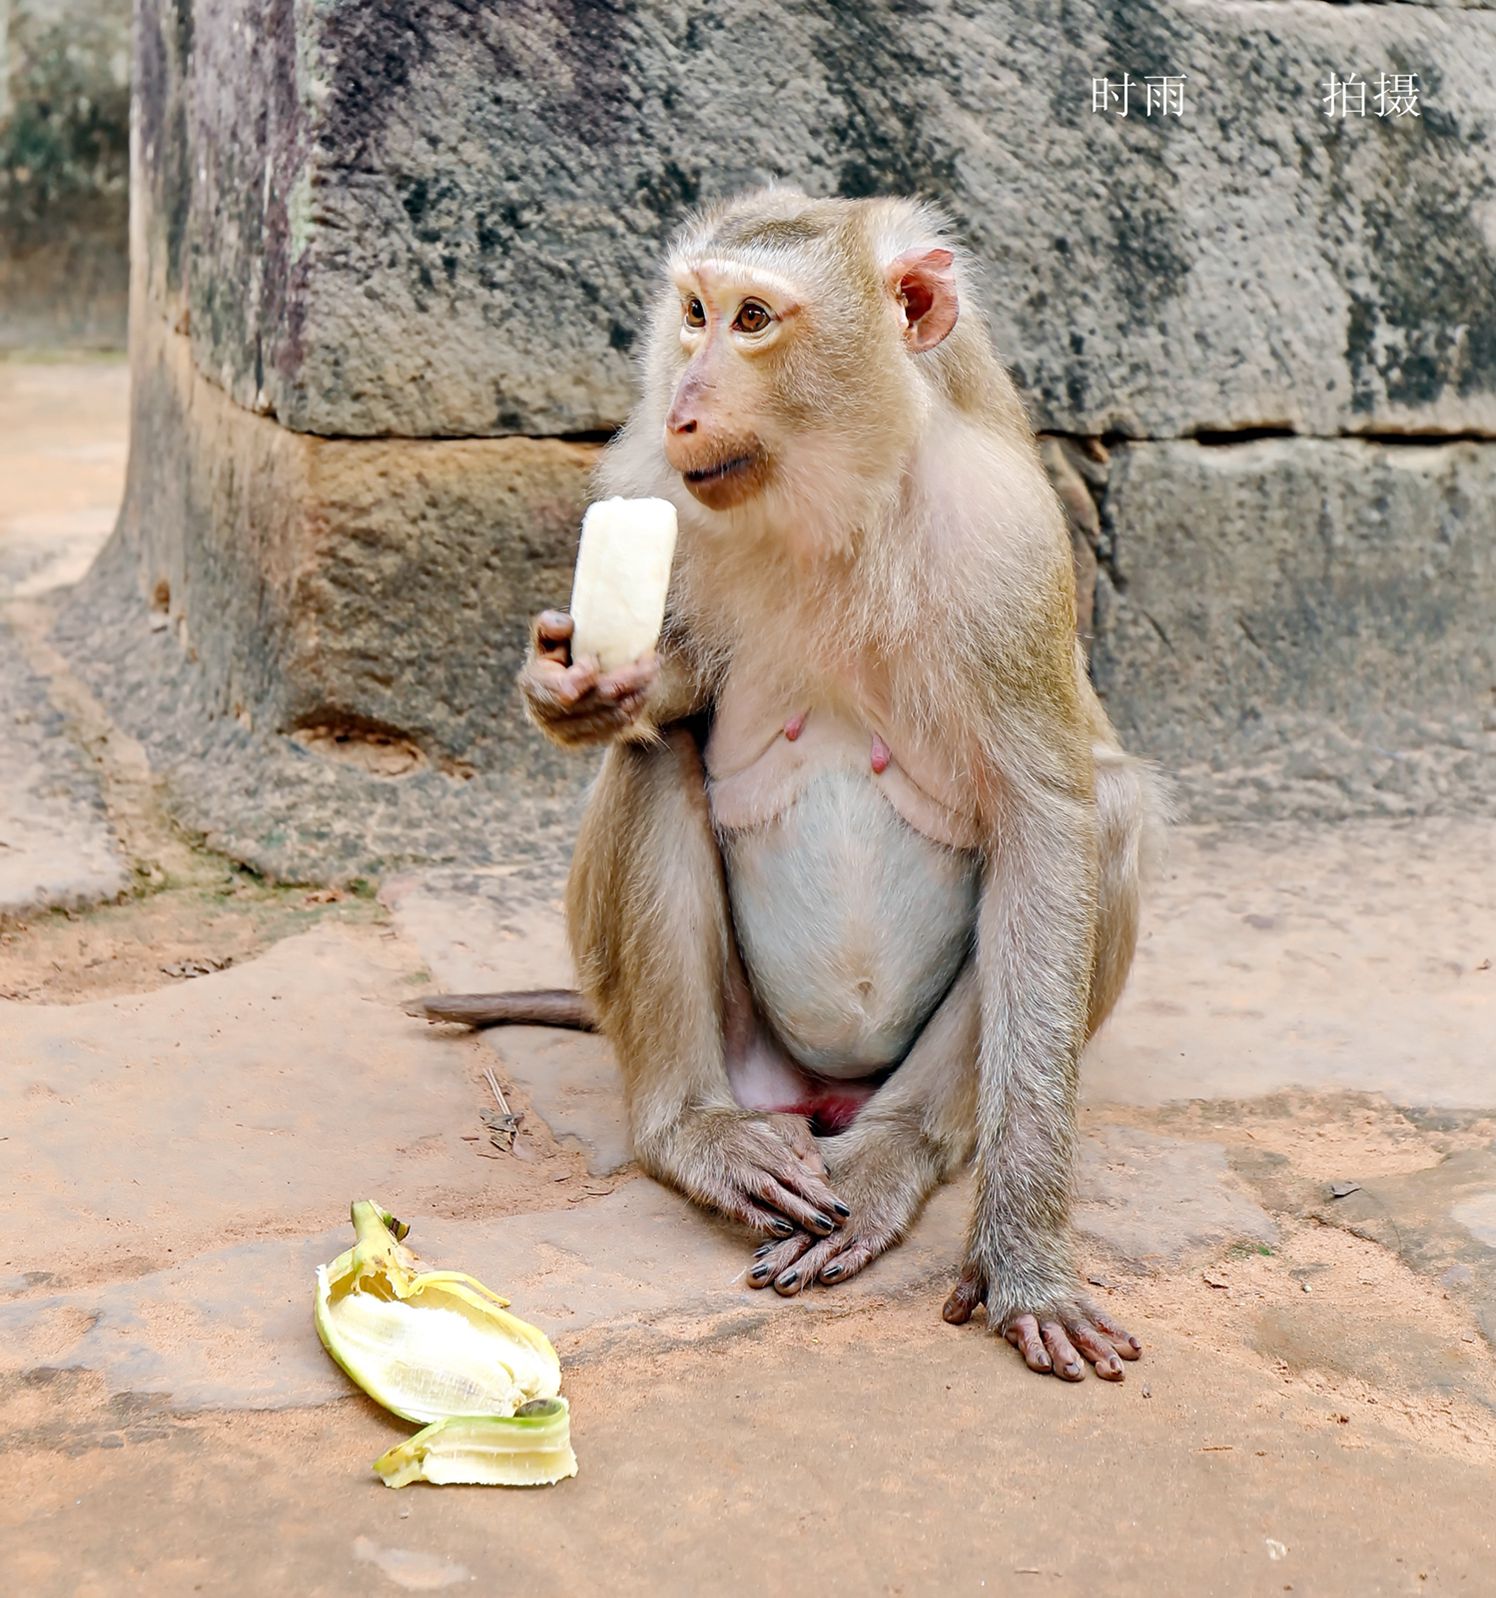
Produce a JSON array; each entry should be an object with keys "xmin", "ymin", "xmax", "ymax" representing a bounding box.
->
[
  {"xmin": 997, "ymin": 1304, "xmax": 1141, "ymax": 1381},
  {"xmin": 745, "ymin": 1222, "xmax": 893, "ymax": 1296},
  {"xmin": 747, "ymin": 1232, "xmax": 814, "ymax": 1290},
  {"xmin": 1003, "ymin": 1314, "xmax": 1053, "ymax": 1373},
  {"xmin": 941, "ymin": 1268, "xmax": 985, "ymax": 1325}
]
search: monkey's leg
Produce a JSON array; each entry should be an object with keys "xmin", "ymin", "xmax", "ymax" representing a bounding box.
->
[
  {"xmin": 1086, "ymin": 750, "xmax": 1162, "ymax": 1037},
  {"xmin": 747, "ymin": 962, "xmax": 978, "ymax": 1296},
  {"xmin": 567, "ymin": 726, "xmax": 849, "ymax": 1237}
]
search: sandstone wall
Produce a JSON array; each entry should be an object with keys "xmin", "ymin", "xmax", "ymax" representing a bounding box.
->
[{"xmin": 70, "ymin": 0, "xmax": 1496, "ymax": 876}]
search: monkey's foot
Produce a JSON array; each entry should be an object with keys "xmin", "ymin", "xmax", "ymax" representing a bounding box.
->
[
  {"xmin": 941, "ymin": 1268, "xmax": 1142, "ymax": 1382},
  {"xmin": 745, "ymin": 1211, "xmax": 900, "ymax": 1296}
]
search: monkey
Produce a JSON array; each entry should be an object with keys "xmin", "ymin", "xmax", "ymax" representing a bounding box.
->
[{"xmin": 419, "ymin": 189, "xmax": 1167, "ymax": 1381}]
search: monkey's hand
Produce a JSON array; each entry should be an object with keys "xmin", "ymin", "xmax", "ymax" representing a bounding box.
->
[
  {"xmin": 940, "ymin": 1257, "xmax": 1142, "ymax": 1382},
  {"xmin": 521, "ymin": 609, "xmax": 659, "ymax": 747},
  {"xmin": 638, "ymin": 1108, "xmax": 851, "ymax": 1240},
  {"xmin": 745, "ymin": 1131, "xmax": 939, "ymax": 1296}
]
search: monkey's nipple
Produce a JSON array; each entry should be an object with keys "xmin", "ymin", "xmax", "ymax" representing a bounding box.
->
[
  {"xmin": 784, "ymin": 710, "xmax": 808, "ymax": 742},
  {"xmin": 870, "ymin": 733, "xmax": 892, "ymax": 775}
]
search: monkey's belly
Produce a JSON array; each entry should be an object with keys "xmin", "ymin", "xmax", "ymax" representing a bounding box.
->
[{"xmin": 722, "ymin": 770, "xmax": 978, "ymax": 1078}]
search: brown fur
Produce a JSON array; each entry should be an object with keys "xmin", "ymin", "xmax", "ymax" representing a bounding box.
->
[{"xmin": 474, "ymin": 190, "xmax": 1166, "ymax": 1378}]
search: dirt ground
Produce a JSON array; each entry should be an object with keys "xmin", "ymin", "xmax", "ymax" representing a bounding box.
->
[{"xmin": 2, "ymin": 360, "xmax": 1494, "ymax": 1597}]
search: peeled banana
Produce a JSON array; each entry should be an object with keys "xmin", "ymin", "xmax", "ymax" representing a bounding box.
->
[
  {"xmin": 314, "ymin": 1201, "xmax": 561, "ymax": 1426},
  {"xmin": 374, "ymin": 1399, "xmax": 579, "ymax": 1489},
  {"xmin": 568, "ymin": 495, "xmax": 679, "ymax": 673}
]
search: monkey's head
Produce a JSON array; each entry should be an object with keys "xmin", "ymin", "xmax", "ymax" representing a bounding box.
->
[{"xmin": 641, "ymin": 190, "xmax": 979, "ymax": 534}]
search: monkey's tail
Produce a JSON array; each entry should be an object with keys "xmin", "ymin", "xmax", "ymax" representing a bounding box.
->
[{"xmin": 406, "ymin": 989, "xmax": 597, "ymax": 1031}]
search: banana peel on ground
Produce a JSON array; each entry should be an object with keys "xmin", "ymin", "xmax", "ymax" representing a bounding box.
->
[
  {"xmin": 314, "ymin": 1200, "xmax": 576, "ymax": 1486},
  {"xmin": 374, "ymin": 1400, "xmax": 577, "ymax": 1488}
]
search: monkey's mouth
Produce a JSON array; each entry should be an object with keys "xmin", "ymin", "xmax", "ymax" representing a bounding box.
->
[
  {"xmin": 680, "ymin": 450, "xmax": 768, "ymax": 511},
  {"xmin": 683, "ymin": 454, "xmax": 757, "ymax": 488}
]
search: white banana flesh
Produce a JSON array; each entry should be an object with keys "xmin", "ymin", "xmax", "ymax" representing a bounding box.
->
[
  {"xmin": 568, "ymin": 496, "xmax": 678, "ymax": 673},
  {"xmin": 315, "ymin": 1273, "xmax": 558, "ymax": 1422}
]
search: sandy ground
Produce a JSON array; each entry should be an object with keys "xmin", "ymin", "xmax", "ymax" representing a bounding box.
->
[{"xmin": 2, "ymin": 361, "xmax": 1494, "ymax": 1597}]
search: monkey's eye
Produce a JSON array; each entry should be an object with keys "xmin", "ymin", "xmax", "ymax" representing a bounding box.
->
[
  {"xmin": 732, "ymin": 300, "xmax": 772, "ymax": 335},
  {"xmin": 683, "ymin": 297, "xmax": 706, "ymax": 328}
]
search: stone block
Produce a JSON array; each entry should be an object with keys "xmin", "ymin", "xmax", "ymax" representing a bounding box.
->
[
  {"xmin": 110, "ymin": 314, "xmax": 596, "ymax": 776},
  {"xmin": 1092, "ymin": 437, "xmax": 1496, "ymax": 816},
  {"xmin": 132, "ymin": 0, "xmax": 1496, "ymax": 438}
]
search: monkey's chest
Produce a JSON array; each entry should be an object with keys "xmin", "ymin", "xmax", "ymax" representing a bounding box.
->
[{"xmin": 717, "ymin": 769, "xmax": 979, "ymax": 1079}]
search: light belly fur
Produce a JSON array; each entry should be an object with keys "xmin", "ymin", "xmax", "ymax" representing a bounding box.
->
[{"xmin": 720, "ymin": 768, "xmax": 979, "ymax": 1077}]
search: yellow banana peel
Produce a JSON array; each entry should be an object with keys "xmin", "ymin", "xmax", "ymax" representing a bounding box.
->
[
  {"xmin": 314, "ymin": 1201, "xmax": 562, "ymax": 1426},
  {"xmin": 373, "ymin": 1399, "xmax": 578, "ymax": 1489}
]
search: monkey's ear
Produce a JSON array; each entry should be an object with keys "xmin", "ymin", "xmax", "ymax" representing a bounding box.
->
[{"xmin": 888, "ymin": 247, "xmax": 959, "ymax": 352}]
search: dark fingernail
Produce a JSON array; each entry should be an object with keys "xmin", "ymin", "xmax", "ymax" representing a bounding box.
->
[
  {"xmin": 1066, "ymin": 1363, "xmax": 1081, "ymax": 1377},
  {"xmin": 811, "ymin": 1212, "xmax": 834, "ymax": 1233},
  {"xmin": 754, "ymin": 1242, "xmax": 773, "ymax": 1257},
  {"xmin": 822, "ymin": 1263, "xmax": 843, "ymax": 1281},
  {"xmin": 1128, "ymin": 1336, "xmax": 1141, "ymax": 1350},
  {"xmin": 831, "ymin": 1201, "xmax": 851, "ymax": 1218},
  {"xmin": 750, "ymin": 1264, "xmax": 771, "ymax": 1283},
  {"xmin": 777, "ymin": 1270, "xmax": 799, "ymax": 1288},
  {"xmin": 770, "ymin": 1218, "xmax": 793, "ymax": 1237},
  {"xmin": 1036, "ymin": 1356, "xmax": 1052, "ymax": 1370}
]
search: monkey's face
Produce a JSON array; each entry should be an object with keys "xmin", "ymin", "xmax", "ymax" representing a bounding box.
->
[
  {"xmin": 660, "ymin": 261, "xmax": 801, "ymax": 512},
  {"xmin": 654, "ymin": 224, "xmax": 961, "ymax": 535}
]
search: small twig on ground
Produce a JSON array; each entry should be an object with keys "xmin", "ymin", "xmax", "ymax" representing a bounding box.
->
[{"xmin": 479, "ymin": 1067, "xmax": 523, "ymax": 1152}]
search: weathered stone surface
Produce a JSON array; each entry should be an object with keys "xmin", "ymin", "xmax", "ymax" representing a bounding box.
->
[
  {"xmin": 384, "ymin": 869, "xmax": 632, "ymax": 1175},
  {"xmin": 1091, "ymin": 438, "xmax": 1496, "ymax": 818},
  {"xmin": 102, "ymin": 316, "xmax": 595, "ymax": 775},
  {"xmin": 0, "ymin": 1182, "xmax": 969, "ymax": 1411},
  {"xmin": 0, "ymin": 620, "xmax": 126, "ymax": 917},
  {"xmin": 1076, "ymin": 1126, "xmax": 1277, "ymax": 1266},
  {"xmin": 1322, "ymin": 1149, "xmax": 1496, "ymax": 1346},
  {"xmin": 0, "ymin": 1116, "xmax": 1274, "ymax": 1413},
  {"xmin": 135, "ymin": 0, "xmax": 1496, "ymax": 439},
  {"xmin": 1087, "ymin": 818, "xmax": 1496, "ymax": 1113},
  {"xmin": 0, "ymin": 921, "xmax": 504, "ymax": 1275},
  {"xmin": 0, "ymin": 0, "xmax": 129, "ymax": 349},
  {"xmin": 50, "ymin": 314, "xmax": 602, "ymax": 871}
]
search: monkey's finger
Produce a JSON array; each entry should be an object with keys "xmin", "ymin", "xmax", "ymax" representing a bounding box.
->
[
  {"xmin": 596, "ymin": 655, "xmax": 659, "ymax": 703},
  {"xmin": 1002, "ymin": 1314, "xmax": 1053, "ymax": 1373},
  {"xmin": 1039, "ymin": 1320, "xmax": 1085, "ymax": 1381},
  {"xmin": 761, "ymin": 1147, "xmax": 851, "ymax": 1221},
  {"xmin": 531, "ymin": 609, "xmax": 574, "ymax": 660},
  {"xmin": 737, "ymin": 1201, "xmax": 799, "ymax": 1239},
  {"xmin": 1086, "ymin": 1305, "xmax": 1143, "ymax": 1360},
  {"xmin": 755, "ymin": 1176, "xmax": 839, "ymax": 1238},
  {"xmin": 527, "ymin": 657, "xmax": 600, "ymax": 709},
  {"xmin": 941, "ymin": 1270, "xmax": 985, "ymax": 1325},
  {"xmin": 1068, "ymin": 1321, "xmax": 1126, "ymax": 1380}
]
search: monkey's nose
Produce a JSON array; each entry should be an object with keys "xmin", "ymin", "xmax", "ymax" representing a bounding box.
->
[{"xmin": 666, "ymin": 409, "xmax": 698, "ymax": 435}]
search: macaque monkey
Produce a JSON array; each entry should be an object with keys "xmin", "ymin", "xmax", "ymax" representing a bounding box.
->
[{"xmin": 423, "ymin": 190, "xmax": 1166, "ymax": 1381}]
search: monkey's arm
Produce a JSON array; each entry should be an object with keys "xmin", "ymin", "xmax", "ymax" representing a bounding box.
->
[
  {"xmin": 566, "ymin": 726, "xmax": 850, "ymax": 1237},
  {"xmin": 939, "ymin": 688, "xmax": 1140, "ymax": 1378}
]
